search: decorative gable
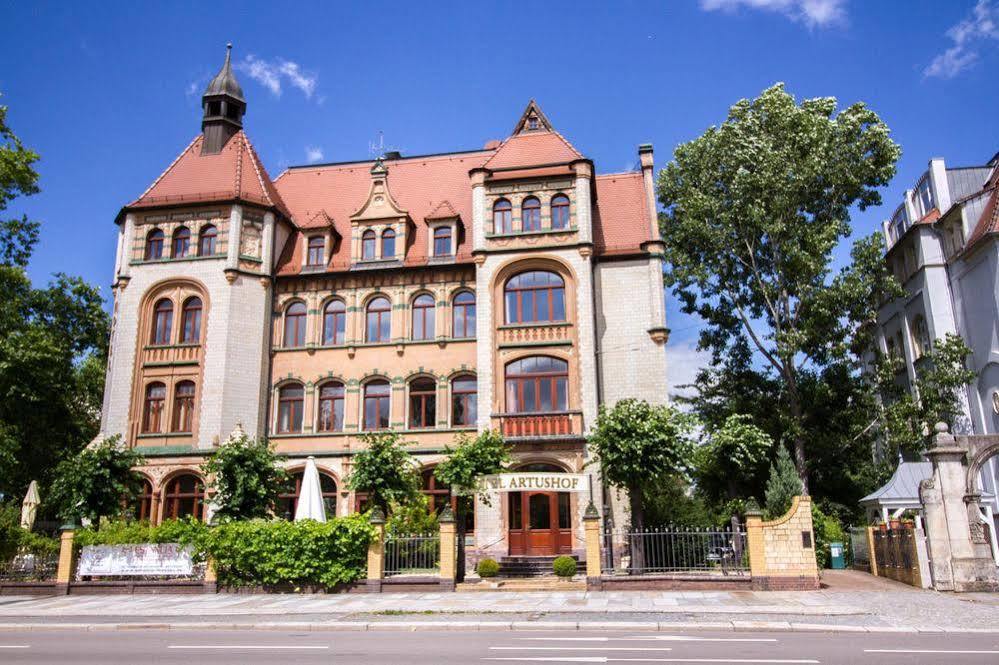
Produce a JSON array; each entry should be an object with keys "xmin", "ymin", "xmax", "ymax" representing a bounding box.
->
[
  {"xmin": 348, "ymin": 159, "xmax": 410, "ymax": 265},
  {"xmin": 512, "ymin": 100, "xmax": 554, "ymax": 135}
]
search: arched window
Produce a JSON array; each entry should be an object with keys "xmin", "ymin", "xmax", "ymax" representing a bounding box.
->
[
  {"xmin": 409, "ymin": 377, "xmax": 437, "ymax": 429},
  {"xmin": 145, "ymin": 229, "xmax": 164, "ymax": 260},
  {"xmin": 172, "ymin": 381, "xmax": 196, "ymax": 432},
  {"xmin": 366, "ymin": 296, "xmax": 391, "ymax": 343},
  {"xmin": 277, "ymin": 471, "xmax": 337, "ymax": 519},
  {"xmin": 284, "ymin": 302, "xmax": 307, "ymax": 348},
  {"xmin": 493, "ymin": 199, "xmax": 512, "ymax": 234},
  {"xmin": 411, "ymin": 294, "xmax": 435, "ymax": 341},
  {"xmin": 163, "ymin": 474, "xmax": 205, "ymax": 520},
  {"xmin": 180, "ymin": 297, "xmax": 202, "ymax": 344},
  {"xmin": 451, "ymin": 374, "xmax": 477, "ymax": 427},
  {"xmin": 551, "ymin": 194, "xmax": 570, "ymax": 230},
  {"xmin": 504, "ymin": 270, "xmax": 566, "ymax": 324},
  {"xmin": 142, "ymin": 382, "xmax": 166, "ymax": 433},
  {"xmin": 522, "ymin": 197, "xmax": 541, "ymax": 232},
  {"xmin": 381, "ymin": 228, "xmax": 396, "ymax": 258},
  {"xmin": 307, "ymin": 236, "xmax": 325, "ymax": 266},
  {"xmin": 363, "ymin": 380, "xmax": 390, "ymax": 430},
  {"xmin": 277, "ymin": 383, "xmax": 305, "ymax": 433},
  {"xmin": 322, "ymin": 299, "xmax": 346, "ymax": 346},
  {"xmin": 505, "ymin": 356, "xmax": 568, "ymax": 413},
  {"xmin": 198, "ymin": 225, "xmax": 217, "ymax": 256},
  {"xmin": 433, "ymin": 226, "xmax": 452, "ymax": 256},
  {"xmin": 172, "ymin": 227, "xmax": 191, "ymax": 258},
  {"xmin": 452, "ymin": 291, "xmax": 476, "ymax": 338},
  {"xmin": 912, "ymin": 315, "xmax": 931, "ymax": 359},
  {"xmin": 318, "ymin": 382, "xmax": 345, "ymax": 432},
  {"xmin": 132, "ymin": 479, "xmax": 154, "ymax": 522},
  {"xmin": 361, "ymin": 229, "xmax": 376, "ymax": 260},
  {"xmin": 151, "ymin": 299, "xmax": 173, "ymax": 345}
]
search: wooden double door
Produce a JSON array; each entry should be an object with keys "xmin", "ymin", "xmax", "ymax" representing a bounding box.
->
[{"xmin": 508, "ymin": 491, "xmax": 573, "ymax": 556}]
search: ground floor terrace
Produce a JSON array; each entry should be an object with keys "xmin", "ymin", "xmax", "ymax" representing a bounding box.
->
[{"xmin": 129, "ymin": 439, "xmax": 616, "ymax": 562}]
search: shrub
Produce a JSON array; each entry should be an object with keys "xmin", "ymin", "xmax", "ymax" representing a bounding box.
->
[
  {"xmin": 385, "ymin": 495, "xmax": 439, "ymax": 536},
  {"xmin": 764, "ymin": 445, "xmax": 803, "ymax": 519},
  {"xmin": 553, "ymin": 555, "xmax": 577, "ymax": 579},
  {"xmin": 201, "ymin": 432, "xmax": 287, "ymax": 521},
  {"xmin": 49, "ymin": 435, "xmax": 146, "ymax": 522},
  {"xmin": 0, "ymin": 503, "xmax": 59, "ymax": 560},
  {"xmin": 74, "ymin": 518, "xmax": 208, "ymax": 552},
  {"xmin": 811, "ymin": 503, "xmax": 845, "ymax": 569},
  {"xmin": 476, "ymin": 558, "xmax": 500, "ymax": 578}
]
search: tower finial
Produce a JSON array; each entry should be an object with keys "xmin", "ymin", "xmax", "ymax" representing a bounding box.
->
[{"xmin": 201, "ymin": 44, "xmax": 246, "ymax": 154}]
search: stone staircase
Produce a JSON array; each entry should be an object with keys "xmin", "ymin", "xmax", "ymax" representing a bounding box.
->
[{"xmin": 498, "ymin": 554, "xmax": 581, "ymax": 578}]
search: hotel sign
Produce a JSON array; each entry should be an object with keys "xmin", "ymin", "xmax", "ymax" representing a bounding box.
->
[
  {"xmin": 77, "ymin": 543, "xmax": 194, "ymax": 577},
  {"xmin": 477, "ymin": 472, "xmax": 588, "ymax": 492}
]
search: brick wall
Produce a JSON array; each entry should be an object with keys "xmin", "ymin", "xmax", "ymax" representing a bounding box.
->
[{"xmin": 747, "ymin": 496, "xmax": 820, "ymax": 591}]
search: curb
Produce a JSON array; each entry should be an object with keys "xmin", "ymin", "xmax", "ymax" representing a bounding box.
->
[{"xmin": 2, "ymin": 621, "xmax": 998, "ymax": 634}]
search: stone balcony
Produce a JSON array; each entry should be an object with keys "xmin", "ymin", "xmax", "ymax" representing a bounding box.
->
[
  {"xmin": 494, "ymin": 411, "xmax": 583, "ymax": 439},
  {"xmin": 497, "ymin": 322, "xmax": 572, "ymax": 348},
  {"xmin": 141, "ymin": 343, "xmax": 201, "ymax": 367}
]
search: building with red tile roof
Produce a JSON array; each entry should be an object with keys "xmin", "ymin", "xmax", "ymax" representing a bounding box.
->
[{"xmin": 98, "ymin": 47, "xmax": 668, "ymax": 568}]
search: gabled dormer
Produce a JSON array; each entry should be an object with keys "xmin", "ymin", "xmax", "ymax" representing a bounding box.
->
[
  {"xmin": 425, "ymin": 200, "xmax": 460, "ymax": 262},
  {"xmin": 349, "ymin": 158, "xmax": 410, "ymax": 266},
  {"xmin": 299, "ymin": 210, "xmax": 341, "ymax": 272}
]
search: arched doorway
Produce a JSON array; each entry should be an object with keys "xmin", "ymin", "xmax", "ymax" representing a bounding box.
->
[{"xmin": 508, "ymin": 463, "xmax": 572, "ymax": 556}]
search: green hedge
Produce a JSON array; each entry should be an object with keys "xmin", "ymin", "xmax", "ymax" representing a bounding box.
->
[
  {"xmin": 0, "ymin": 503, "xmax": 59, "ymax": 561},
  {"xmin": 74, "ymin": 516, "xmax": 373, "ymax": 588}
]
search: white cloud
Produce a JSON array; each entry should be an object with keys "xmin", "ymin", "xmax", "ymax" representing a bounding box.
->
[
  {"xmin": 924, "ymin": 0, "xmax": 999, "ymax": 79},
  {"xmin": 236, "ymin": 55, "xmax": 319, "ymax": 99},
  {"xmin": 305, "ymin": 146, "xmax": 324, "ymax": 163},
  {"xmin": 667, "ymin": 340, "xmax": 713, "ymax": 400},
  {"xmin": 700, "ymin": 0, "xmax": 847, "ymax": 28}
]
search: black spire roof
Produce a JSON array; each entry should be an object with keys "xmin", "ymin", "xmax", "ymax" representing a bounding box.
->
[{"xmin": 203, "ymin": 43, "xmax": 244, "ymax": 102}]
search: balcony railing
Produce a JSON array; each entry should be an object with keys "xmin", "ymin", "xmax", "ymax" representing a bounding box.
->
[
  {"xmin": 497, "ymin": 323, "xmax": 572, "ymax": 346},
  {"xmin": 495, "ymin": 412, "xmax": 582, "ymax": 438},
  {"xmin": 142, "ymin": 344, "xmax": 201, "ymax": 366}
]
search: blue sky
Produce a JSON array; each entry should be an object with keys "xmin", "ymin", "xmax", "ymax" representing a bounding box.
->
[{"xmin": 2, "ymin": 0, "xmax": 997, "ymax": 390}]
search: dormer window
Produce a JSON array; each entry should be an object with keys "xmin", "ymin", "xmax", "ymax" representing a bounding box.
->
[
  {"xmin": 361, "ymin": 230, "xmax": 376, "ymax": 260},
  {"xmin": 433, "ymin": 226, "xmax": 452, "ymax": 256},
  {"xmin": 381, "ymin": 228, "xmax": 396, "ymax": 259},
  {"xmin": 528, "ymin": 115, "xmax": 539, "ymax": 130},
  {"xmin": 915, "ymin": 175, "xmax": 935, "ymax": 217},
  {"xmin": 307, "ymin": 236, "xmax": 325, "ymax": 266}
]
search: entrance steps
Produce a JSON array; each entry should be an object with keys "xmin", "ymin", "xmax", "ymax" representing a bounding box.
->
[
  {"xmin": 498, "ymin": 554, "xmax": 581, "ymax": 578},
  {"xmin": 456, "ymin": 576, "xmax": 586, "ymax": 592}
]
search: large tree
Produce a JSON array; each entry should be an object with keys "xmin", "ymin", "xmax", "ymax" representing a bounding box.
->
[
  {"xmin": 201, "ymin": 431, "xmax": 287, "ymax": 521},
  {"xmin": 49, "ymin": 435, "xmax": 146, "ymax": 524},
  {"xmin": 0, "ymin": 96, "xmax": 110, "ymax": 504},
  {"xmin": 658, "ymin": 83, "xmax": 901, "ymax": 490},
  {"xmin": 345, "ymin": 432, "xmax": 420, "ymax": 515}
]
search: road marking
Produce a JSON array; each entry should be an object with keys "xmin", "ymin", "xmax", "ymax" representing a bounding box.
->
[
  {"xmin": 169, "ymin": 645, "xmax": 330, "ymax": 650},
  {"xmin": 518, "ymin": 637, "xmax": 778, "ymax": 643},
  {"xmin": 864, "ymin": 649, "xmax": 999, "ymax": 655},
  {"xmin": 0, "ymin": 646, "xmax": 30, "ymax": 649},
  {"xmin": 493, "ymin": 647, "xmax": 674, "ymax": 652},
  {"xmin": 484, "ymin": 658, "xmax": 818, "ymax": 664}
]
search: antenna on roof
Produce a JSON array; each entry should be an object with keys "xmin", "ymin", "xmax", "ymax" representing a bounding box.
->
[{"xmin": 368, "ymin": 131, "xmax": 402, "ymax": 160}]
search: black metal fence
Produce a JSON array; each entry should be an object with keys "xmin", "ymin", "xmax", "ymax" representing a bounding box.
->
[
  {"xmin": 603, "ymin": 526, "xmax": 749, "ymax": 576},
  {"xmin": 0, "ymin": 550, "xmax": 59, "ymax": 582},
  {"xmin": 384, "ymin": 532, "xmax": 440, "ymax": 577}
]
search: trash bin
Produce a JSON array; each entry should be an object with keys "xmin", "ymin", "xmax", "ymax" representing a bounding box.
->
[{"xmin": 829, "ymin": 541, "xmax": 845, "ymax": 569}]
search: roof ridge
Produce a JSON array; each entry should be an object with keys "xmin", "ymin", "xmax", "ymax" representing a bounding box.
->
[
  {"xmin": 242, "ymin": 132, "xmax": 295, "ymax": 222},
  {"xmin": 233, "ymin": 131, "xmax": 245, "ymax": 199},
  {"xmin": 131, "ymin": 135, "xmax": 201, "ymax": 205},
  {"xmin": 548, "ymin": 129, "xmax": 583, "ymax": 160}
]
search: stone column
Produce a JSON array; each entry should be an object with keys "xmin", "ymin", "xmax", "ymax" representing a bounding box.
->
[
  {"xmin": 225, "ymin": 204, "xmax": 244, "ymax": 277},
  {"xmin": 366, "ymin": 507, "xmax": 385, "ymax": 592},
  {"xmin": 439, "ymin": 507, "xmax": 457, "ymax": 591},
  {"xmin": 583, "ymin": 502, "xmax": 602, "ymax": 590},
  {"xmin": 261, "ymin": 212, "xmax": 275, "ymax": 275}
]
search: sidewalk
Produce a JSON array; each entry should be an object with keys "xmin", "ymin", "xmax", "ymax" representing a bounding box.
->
[{"xmin": 1, "ymin": 571, "xmax": 997, "ymax": 634}]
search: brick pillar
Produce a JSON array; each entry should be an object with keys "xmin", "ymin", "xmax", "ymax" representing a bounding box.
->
[
  {"xmin": 438, "ymin": 506, "xmax": 457, "ymax": 591},
  {"xmin": 866, "ymin": 526, "xmax": 879, "ymax": 577},
  {"xmin": 54, "ymin": 521, "xmax": 77, "ymax": 595},
  {"xmin": 366, "ymin": 507, "xmax": 385, "ymax": 592},
  {"xmin": 203, "ymin": 558, "xmax": 218, "ymax": 593},
  {"xmin": 583, "ymin": 502, "xmax": 602, "ymax": 590},
  {"xmin": 745, "ymin": 507, "xmax": 765, "ymax": 579}
]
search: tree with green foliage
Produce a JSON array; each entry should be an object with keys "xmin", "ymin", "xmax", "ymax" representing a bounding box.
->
[
  {"xmin": 346, "ymin": 432, "xmax": 420, "ymax": 515},
  {"xmin": 48, "ymin": 435, "xmax": 146, "ymax": 524},
  {"xmin": 201, "ymin": 431, "xmax": 287, "ymax": 521},
  {"xmin": 694, "ymin": 414, "xmax": 772, "ymax": 505},
  {"xmin": 658, "ymin": 83, "xmax": 901, "ymax": 490},
  {"xmin": 0, "ymin": 97, "xmax": 110, "ymax": 504},
  {"xmin": 764, "ymin": 445, "xmax": 803, "ymax": 519},
  {"xmin": 434, "ymin": 430, "xmax": 510, "ymax": 581},
  {"xmin": 588, "ymin": 399, "xmax": 697, "ymax": 532}
]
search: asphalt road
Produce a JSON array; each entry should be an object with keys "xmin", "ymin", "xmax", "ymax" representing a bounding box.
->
[{"xmin": 1, "ymin": 628, "xmax": 998, "ymax": 664}]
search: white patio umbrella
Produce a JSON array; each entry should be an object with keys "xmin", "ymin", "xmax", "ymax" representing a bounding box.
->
[
  {"xmin": 20, "ymin": 481, "xmax": 40, "ymax": 531},
  {"xmin": 294, "ymin": 456, "xmax": 327, "ymax": 523}
]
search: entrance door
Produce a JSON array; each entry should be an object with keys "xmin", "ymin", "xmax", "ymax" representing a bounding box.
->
[{"xmin": 508, "ymin": 491, "xmax": 572, "ymax": 555}]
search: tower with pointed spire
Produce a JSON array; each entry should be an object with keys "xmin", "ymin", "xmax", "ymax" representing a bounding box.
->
[{"xmin": 201, "ymin": 43, "xmax": 245, "ymax": 154}]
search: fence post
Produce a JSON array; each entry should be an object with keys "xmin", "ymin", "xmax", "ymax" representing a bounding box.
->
[
  {"xmin": 583, "ymin": 502, "xmax": 602, "ymax": 590},
  {"xmin": 366, "ymin": 506, "xmax": 385, "ymax": 593},
  {"xmin": 54, "ymin": 519, "xmax": 77, "ymax": 595},
  {"xmin": 745, "ymin": 505, "xmax": 765, "ymax": 579},
  {"xmin": 439, "ymin": 505, "xmax": 457, "ymax": 591},
  {"xmin": 203, "ymin": 558, "xmax": 218, "ymax": 593},
  {"xmin": 866, "ymin": 526, "xmax": 879, "ymax": 577}
]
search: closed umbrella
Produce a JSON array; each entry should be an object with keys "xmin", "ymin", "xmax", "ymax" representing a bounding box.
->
[
  {"xmin": 294, "ymin": 456, "xmax": 327, "ymax": 522},
  {"xmin": 20, "ymin": 481, "xmax": 40, "ymax": 531}
]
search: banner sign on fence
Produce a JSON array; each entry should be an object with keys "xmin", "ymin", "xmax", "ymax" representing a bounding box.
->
[
  {"xmin": 476, "ymin": 472, "xmax": 588, "ymax": 493},
  {"xmin": 77, "ymin": 543, "xmax": 194, "ymax": 577}
]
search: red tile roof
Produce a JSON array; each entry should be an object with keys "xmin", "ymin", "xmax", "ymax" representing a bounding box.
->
[
  {"xmin": 482, "ymin": 131, "xmax": 583, "ymax": 170},
  {"xmin": 426, "ymin": 200, "xmax": 460, "ymax": 220},
  {"xmin": 125, "ymin": 132, "xmax": 291, "ymax": 219},
  {"xmin": 593, "ymin": 173, "xmax": 654, "ymax": 255}
]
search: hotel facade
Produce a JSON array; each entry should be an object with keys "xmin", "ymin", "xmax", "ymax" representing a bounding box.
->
[{"xmin": 98, "ymin": 48, "xmax": 669, "ymax": 561}]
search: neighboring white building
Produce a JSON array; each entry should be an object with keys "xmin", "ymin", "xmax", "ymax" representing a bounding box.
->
[{"xmin": 874, "ymin": 150, "xmax": 999, "ymax": 520}]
